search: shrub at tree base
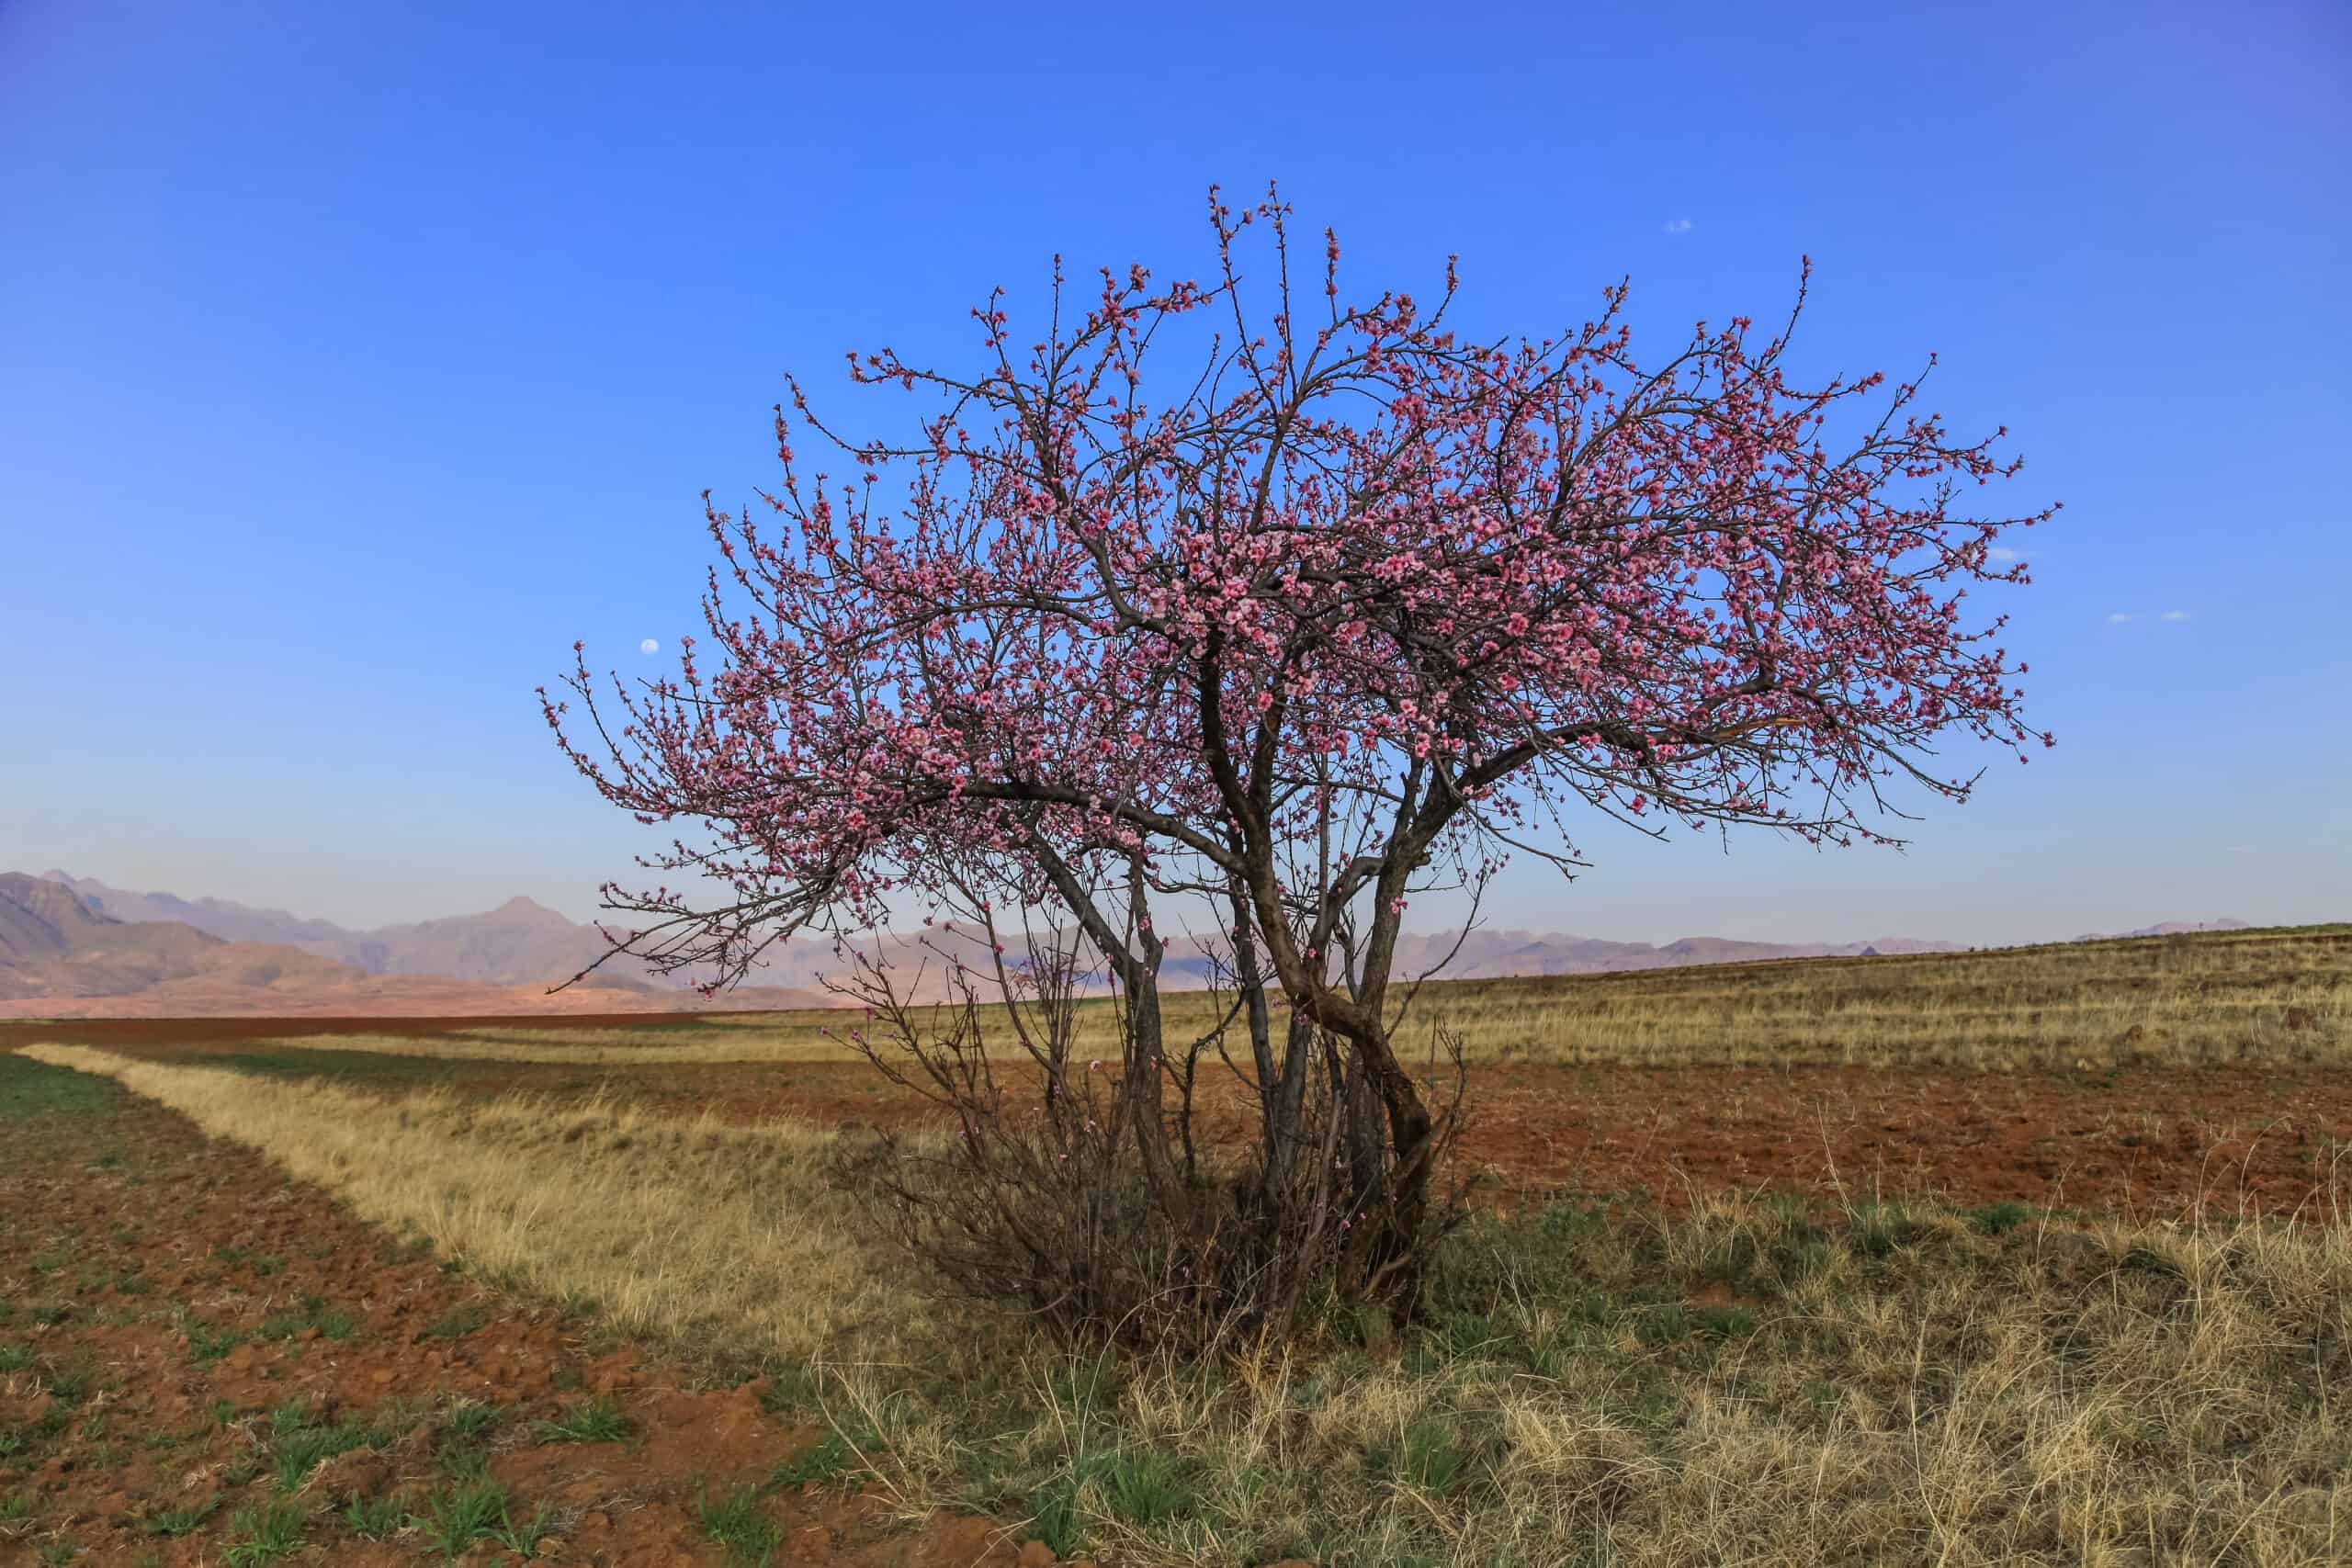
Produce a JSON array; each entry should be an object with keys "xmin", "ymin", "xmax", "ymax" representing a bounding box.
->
[{"xmin": 544, "ymin": 184, "xmax": 2048, "ymax": 1346}]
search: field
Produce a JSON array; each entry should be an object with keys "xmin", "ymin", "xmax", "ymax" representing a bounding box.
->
[{"xmin": 2, "ymin": 925, "xmax": 2347, "ymax": 1564}]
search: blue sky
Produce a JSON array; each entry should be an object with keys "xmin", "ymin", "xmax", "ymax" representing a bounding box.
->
[{"xmin": 3, "ymin": 0, "xmax": 2346, "ymax": 945}]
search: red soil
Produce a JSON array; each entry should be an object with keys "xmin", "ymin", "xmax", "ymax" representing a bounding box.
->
[
  {"xmin": 6, "ymin": 1017, "xmax": 2346, "ymax": 1562},
  {"xmin": 671, "ymin": 1060, "xmax": 2352, "ymax": 1222},
  {"xmin": 0, "ymin": 976, "xmax": 834, "ymax": 1019},
  {"xmin": 13, "ymin": 1013, "xmax": 2349, "ymax": 1224},
  {"xmin": 0, "ymin": 1013, "xmax": 788, "ymax": 1048},
  {"xmin": 0, "ymin": 1067, "xmax": 1067, "ymax": 1566}
]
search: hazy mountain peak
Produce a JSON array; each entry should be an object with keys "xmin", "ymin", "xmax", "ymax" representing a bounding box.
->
[
  {"xmin": 491, "ymin": 895, "xmax": 562, "ymax": 918},
  {"xmin": 0, "ymin": 871, "xmax": 368, "ymax": 1006},
  {"xmin": 2, "ymin": 873, "xmax": 122, "ymax": 956}
]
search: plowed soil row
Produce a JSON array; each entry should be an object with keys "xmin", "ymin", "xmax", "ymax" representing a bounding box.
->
[
  {"xmin": 0, "ymin": 1052, "xmax": 1054, "ymax": 1567},
  {"xmin": 12, "ymin": 1015, "xmax": 2350, "ymax": 1223}
]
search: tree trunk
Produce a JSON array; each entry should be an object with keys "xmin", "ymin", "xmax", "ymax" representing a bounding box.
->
[
  {"xmin": 1121, "ymin": 976, "xmax": 1193, "ymax": 1235},
  {"xmin": 1353, "ymin": 1029, "xmax": 1436, "ymax": 1319}
]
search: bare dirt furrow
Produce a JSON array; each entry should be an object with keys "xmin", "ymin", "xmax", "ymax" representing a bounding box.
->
[{"xmin": 0, "ymin": 1052, "xmax": 1038, "ymax": 1567}]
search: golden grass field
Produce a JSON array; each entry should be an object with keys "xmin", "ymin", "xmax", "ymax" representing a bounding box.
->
[
  {"xmin": 19, "ymin": 1028, "xmax": 2350, "ymax": 1566},
  {"xmin": 179, "ymin": 920, "xmax": 2349, "ymax": 1073},
  {"xmin": 8, "ymin": 925, "xmax": 2349, "ymax": 1564}
]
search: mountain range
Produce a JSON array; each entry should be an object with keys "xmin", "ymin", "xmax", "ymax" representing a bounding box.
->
[
  {"xmin": 2070, "ymin": 919, "xmax": 2251, "ymax": 941},
  {"xmin": 0, "ymin": 873, "xmax": 360, "ymax": 1001},
  {"xmin": 34, "ymin": 872, "xmax": 704, "ymax": 988},
  {"xmin": 2, "ymin": 869, "xmax": 2254, "ymax": 1018},
  {"xmin": 0, "ymin": 873, "xmax": 826, "ymax": 1017},
  {"xmin": 28, "ymin": 869, "xmax": 1962, "ymax": 986}
]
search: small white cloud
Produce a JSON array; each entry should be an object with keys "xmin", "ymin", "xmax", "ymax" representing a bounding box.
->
[
  {"xmin": 639, "ymin": 637, "xmax": 660, "ymax": 655},
  {"xmin": 2160, "ymin": 609, "xmax": 2190, "ymax": 622},
  {"xmin": 2107, "ymin": 613, "xmax": 2132, "ymax": 624},
  {"xmin": 1987, "ymin": 546, "xmax": 2028, "ymax": 562},
  {"xmin": 1663, "ymin": 218, "xmax": 1692, "ymax": 234}
]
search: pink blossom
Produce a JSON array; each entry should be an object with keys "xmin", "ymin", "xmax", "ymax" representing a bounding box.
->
[{"xmin": 544, "ymin": 186, "xmax": 2045, "ymax": 1022}]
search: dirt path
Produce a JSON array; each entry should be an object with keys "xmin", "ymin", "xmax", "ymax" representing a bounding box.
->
[{"xmin": 0, "ymin": 1052, "xmax": 1054, "ymax": 1567}]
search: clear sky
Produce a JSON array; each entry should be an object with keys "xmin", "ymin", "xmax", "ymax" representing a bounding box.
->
[{"xmin": 4, "ymin": 0, "xmax": 2346, "ymax": 946}]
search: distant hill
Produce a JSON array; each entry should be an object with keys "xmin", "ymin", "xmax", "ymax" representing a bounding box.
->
[
  {"xmin": 0, "ymin": 872, "xmax": 366, "ymax": 1001},
  {"xmin": 1393, "ymin": 929, "xmax": 1961, "ymax": 976},
  {"xmin": 39, "ymin": 873, "xmax": 720, "ymax": 991},
  {"xmin": 21, "ymin": 870, "xmax": 2275, "ymax": 1016},
  {"xmin": 36, "ymin": 870, "xmax": 347, "ymax": 946},
  {"xmin": 1150, "ymin": 927, "xmax": 1959, "ymax": 984},
  {"xmin": 0, "ymin": 874, "xmax": 830, "ymax": 1018},
  {"xmin": 2072, "ymin": 918, "xmax": 2252, "ymax": 942},
  {"xmin": 314, "ymin": 895, "xmax": 658, "ymax": 986},
  {"xmin": 32, "ymin": 870, "xmax": 1961, "ymax": 998}
]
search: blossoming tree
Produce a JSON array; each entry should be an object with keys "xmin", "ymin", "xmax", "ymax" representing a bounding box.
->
[{"xmin": 544, "ymin": 186, "xmax": 2048, "ymax": 1329}]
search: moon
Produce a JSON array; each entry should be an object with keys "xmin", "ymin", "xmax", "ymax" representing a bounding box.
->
[{"xmin": 639, "ymin": 638, "xmax": 659, "ymax": 655}]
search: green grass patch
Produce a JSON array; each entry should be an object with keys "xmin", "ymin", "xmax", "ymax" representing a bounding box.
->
[
  {"xmin": 1690, "ymin": 1304, "xmax": 1759, "ymax": 1340},
  {"xmin": 756, "ymin": 1359, "xmax": 827, "ymax": 1417},
  {"xmin": 1379, "ymin": 1419, "xmax": 1467, "ymax": 1495},
  {"xmin": 763, "ymin": 1427, "xmax": 865, "ymax": 1491},
  {"xmin": 423, "ymin": 1304, "xmax": 489, "ymax": 1340},
  {"xmin": 220, "ymin": 1498, "xmax": 308, "ymax": 1565},
  {"xmin": 491, "ymin": 1499, "xmax": 558, "ymax": 1555},
  {"xmin": 181, "ymin": 1314, "xmax": 247, "ymax": 1364},
  {"xmin": 209, "ymin": 1245, "xmax": 288, "ymax": 1279},
  {"xmin": 438, "ymin": 1396, "xmax": 501, "ymax": 1441},
  {"xmin": 413, "ymin": 1479, "xmax": 509, "ymax": 1557},
  {"xmin": 0, "ymin": 1054, "xmax": 115, "ymax": 1122},
  {"xmin": 1023, "ymin": 1473, "xmax": 1086, "ymax": 1560},
  {"xmin": 341, "ymin": 1490, "xmax": 405, "ymax": 1540},
  {"xmin": 257, "ymin": 1296, "xmax": 358, "ymax": 1343},
  {"xmin": 700, "ymin": 1483, "xmax": 783, "ymax": 1563},
  {"xmin": 1846, "ymin": 1200, "xmax": 1929, "ymax": 1258},
  {"xmin": 1969, "ymin": 1200, "xmax": 2037, "ymax": 1235},
  {"xmin": 191, "ymin": 1047, "xmax": 481, "ymax": 1093},
  {"xmin": 1100, "ymin": 1448, "xmax": 1192, "ymax": 1526},
  {"xmin": 141, "ymin": 1495, "xmax": 220, "ymax": 1538},
  {"xmin": 1027, "ymin": 1447, "xmax": 1193, "ymax": 1553},
  {"xmin": 533, "ymin": 1393, "xmax": 633, "ymax": 1444},
  {"xmin": 267, "ymin": 1400, "xmax": 385, "ymax": 1492}
]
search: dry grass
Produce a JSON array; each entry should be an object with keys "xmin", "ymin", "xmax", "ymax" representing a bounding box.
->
[
  {"xmin": 25, "ymin": 1040, "xmax": 2352, "ymax": 1565},
  {"xmin": 228, "ymin": 922, "xmax": 2348, "ymax": 1073},
  {"xmin": 17, "ymin": 1043, "xmax": 925, "ymax": 1369},
  {"xmin": 1444, "ymin": 922, "xmax": 2349, "ymax": 1070}
]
